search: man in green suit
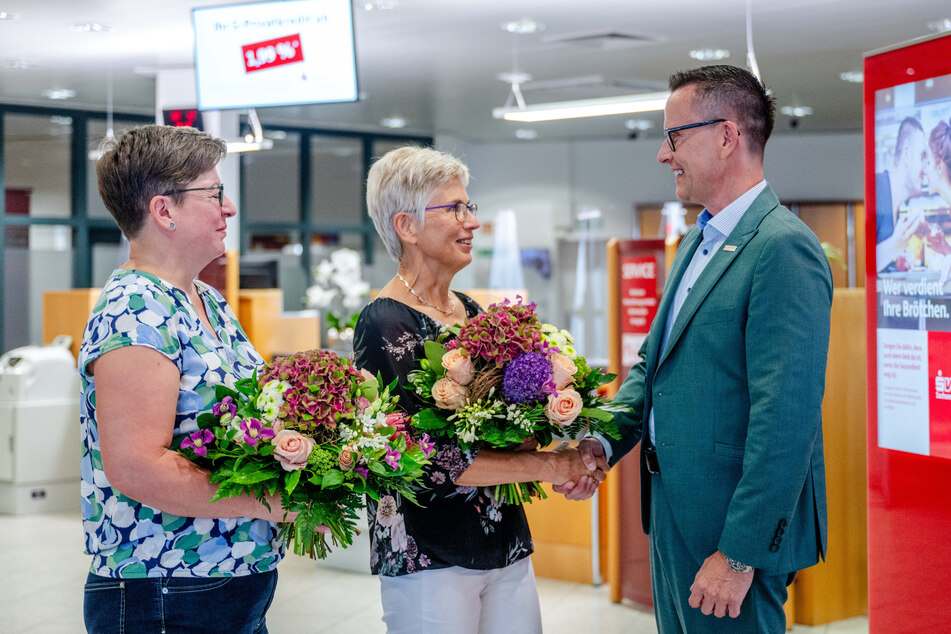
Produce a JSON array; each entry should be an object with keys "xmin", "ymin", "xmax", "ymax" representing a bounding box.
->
[{"xmin": 559, "ymin": 65, "xmax": 831, "ymax": 632}]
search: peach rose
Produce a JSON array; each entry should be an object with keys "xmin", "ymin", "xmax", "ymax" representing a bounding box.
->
[
  {"xmin": 550, "ymin": 353, "xmax": 578, "ymax": 389},
  {"xmin": 545, "ymin": 388, "xmax": 583, "ymax": 426},
  {"xmin": 338, "ymin": 446, "xmax": 357, "ymax": 472},
  {"xmin": 441, "ymin": 348, "xmax": 474, "ymax": 385},
  {"xmin": 431, "ymin": 377, "xmax": 467, "ymax": 410},
  {"xmin": 271, "ymin": 429, "xmax": 315, "ymax": 471}
]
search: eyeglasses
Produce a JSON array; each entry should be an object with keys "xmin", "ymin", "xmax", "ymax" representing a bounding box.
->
[
  {"xmin": 424, "ymin": 201, "xmax": 478, "ymax": 222},
  {"xmin": 663, "ymin": 119, "xmax": 727, "ymax": 152},
  {"xmin": 162, "ymin": 184, "xmax": 224, "ymax": 207}
]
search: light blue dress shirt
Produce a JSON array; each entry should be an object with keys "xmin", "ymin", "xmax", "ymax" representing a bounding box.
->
[{"xmin": 647, "ymin": 180, "xmax": 767, "ymax": 445}]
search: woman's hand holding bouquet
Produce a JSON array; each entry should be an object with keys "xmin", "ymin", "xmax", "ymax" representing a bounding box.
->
[
  {"xmin": 408, "ymin": 298, "xmax": 625, "ymax": 504},
  {"xmin": 176, "ymin": 349, "xmax": 435, "ymax": 558}
]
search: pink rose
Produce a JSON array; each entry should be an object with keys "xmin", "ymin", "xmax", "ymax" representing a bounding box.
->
[
  {"xmin": 431, "ymin": 377, "xmax": 467, "ymax": 410},
  {"xmin": 271, "ymin": 429, "xmax": 315, "ymax": 471},
  {"xmin": 338, "ymin": 447, "xmax": 357, "ymax": 472},
  {"xmin": 550, "ymin": 353, "xmax": 577, "ymax": 389},
  {"xmin": 441, "ymin": 348, "xmax": 474, "ymax": 385},
  {"xmin": 545, "ymin": 388, "xmax": 583, "ymax": 426}
]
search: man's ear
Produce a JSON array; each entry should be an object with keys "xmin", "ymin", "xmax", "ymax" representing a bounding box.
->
[
  {"xmin": 719, "ymin": 120, "xmax": 742, "ymax": 158},
  {"xmin": 393, "ymin": 211, "xmax": 419, "ymax": 246}
]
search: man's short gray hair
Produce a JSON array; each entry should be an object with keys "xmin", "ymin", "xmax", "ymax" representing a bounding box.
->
[{"xmin": 366, "ymin": 146, "xmax": 470, "ymax": 262}]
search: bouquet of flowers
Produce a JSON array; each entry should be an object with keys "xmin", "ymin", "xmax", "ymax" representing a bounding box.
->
[
  {"xmin": 407, "ymin": 298, "xmax": 624, "ymax": 505},
  {"xmin": 175, "ymin": 349, "xmax": 434, "ymax": 559}
]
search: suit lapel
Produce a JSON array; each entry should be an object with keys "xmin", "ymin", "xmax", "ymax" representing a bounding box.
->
[{"xmin": 657, "ymin": 186, "xmax": 781, "ymax": 368}]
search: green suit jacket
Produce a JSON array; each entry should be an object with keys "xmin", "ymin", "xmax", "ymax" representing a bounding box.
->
[{"xmin": 608, "ymin": 185, "xmax": 831, "ymax": 575}]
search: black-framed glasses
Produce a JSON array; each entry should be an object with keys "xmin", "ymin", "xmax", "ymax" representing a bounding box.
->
[
  {"xmin": 425, "ymin": 201, "xmax": 478, "ymax": 222},
  {"xmin": 161, "ymin": 184, "xmax": 224, "ymax": 207},
  {"xmin": 663, "ymin": 119, "xmax": 727, "ymax": 152}
]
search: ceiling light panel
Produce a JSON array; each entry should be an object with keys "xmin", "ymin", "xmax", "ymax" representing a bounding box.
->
[{"xmin": 689, "ymin": 49, "xmax": 731, "ymax": 61}]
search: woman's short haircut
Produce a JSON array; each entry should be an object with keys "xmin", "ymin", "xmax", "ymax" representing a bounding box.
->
[
  {"xmin": 95, "ymin": 125, "xmax": 226, "ymax": 238},
  {"xmin": 366, "ymin": 145, "xmax": 470, "ymax": 262}
]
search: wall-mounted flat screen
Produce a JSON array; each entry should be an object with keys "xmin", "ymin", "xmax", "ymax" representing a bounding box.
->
[{"xmin": 193, "ymin": 0, "xmax": 357, "ymax": 110}]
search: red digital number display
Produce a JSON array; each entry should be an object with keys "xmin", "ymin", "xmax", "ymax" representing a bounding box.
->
[{"xmin": 242, "ymin": 34, "xmax": 304, "ymax": 73}]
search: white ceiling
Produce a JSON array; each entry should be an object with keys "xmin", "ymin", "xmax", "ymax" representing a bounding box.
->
[{"xmin": 0, "ymin": 0, "xmax": 949, "ymax": 144}]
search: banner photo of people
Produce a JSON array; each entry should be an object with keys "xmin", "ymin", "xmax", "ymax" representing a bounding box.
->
[{"xmin": 874, "ymin": 72, "xmax": 951, "ymax": 459}]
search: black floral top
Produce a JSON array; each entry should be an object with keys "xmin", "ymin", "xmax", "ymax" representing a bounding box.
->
[{"xmin": 353, "ymin": 293, "xmax": 534, "ymax": 576}]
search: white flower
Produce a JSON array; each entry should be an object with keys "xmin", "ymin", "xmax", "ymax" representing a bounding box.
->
[
  {"xmin": 306, "ymin": 284, "xmax": 337, "ymax": 309},
  {"xmin": 314, "ymin": 259, "xmax": 336, "ymax": 285},
  {"xmin": 330, "ymin": 248, "xmax": 362, "ymax": 277}
]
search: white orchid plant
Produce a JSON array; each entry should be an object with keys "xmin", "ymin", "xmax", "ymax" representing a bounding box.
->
[{"xmin": 305, "ymin": 248, "xmax": 371, "ymax": 343}]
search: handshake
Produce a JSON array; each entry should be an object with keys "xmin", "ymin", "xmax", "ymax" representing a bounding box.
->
[{"xmin": 549, "ymin": 437, "xmax": 610, "ymax": 501}]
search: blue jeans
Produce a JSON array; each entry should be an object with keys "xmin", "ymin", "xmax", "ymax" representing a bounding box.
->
[{"xmin": 83, "ymin": 570, "xmax": 278, "ymax": 634}]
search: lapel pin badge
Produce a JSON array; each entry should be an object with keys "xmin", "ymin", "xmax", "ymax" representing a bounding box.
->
[{"xmin": 723, "ymin": 245, "xmax": 737, "ymax": 252}]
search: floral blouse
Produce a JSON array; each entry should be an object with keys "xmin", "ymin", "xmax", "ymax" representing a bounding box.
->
[
  {"xmin": 353, "ymin": 294, "xmax": 534, "ymax": 576},
  {"xmin": 79, "ymin": 269, "xmax": 284, "ymax": 578}
]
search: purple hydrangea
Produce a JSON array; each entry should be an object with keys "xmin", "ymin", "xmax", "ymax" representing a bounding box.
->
[{"xmin": 502, "ymin": 352, "xmax": 554, "ymax": 404}]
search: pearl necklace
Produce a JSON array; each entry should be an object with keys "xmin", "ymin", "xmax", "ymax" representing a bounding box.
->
[{"xmin": 397, "ymin": 273, "xmax": 456, "ymax": 316}]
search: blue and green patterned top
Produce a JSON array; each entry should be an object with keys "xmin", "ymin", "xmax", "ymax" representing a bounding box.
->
[{"xmin": 79, "ymin": 269, "xmax": 284, "ymax": 578}]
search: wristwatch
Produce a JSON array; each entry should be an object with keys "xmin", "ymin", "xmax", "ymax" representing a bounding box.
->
[{"xmin": 725, "ymin": 556, "xmax": 754, "ymax": 573}]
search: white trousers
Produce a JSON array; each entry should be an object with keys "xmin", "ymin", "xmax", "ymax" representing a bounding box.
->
[{"xmin": 379, "ymin": 557, "xmax": 543, "ymax": 634}]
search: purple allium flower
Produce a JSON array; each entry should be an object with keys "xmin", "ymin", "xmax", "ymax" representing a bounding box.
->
[
  {"xmin": 182, "ymin": 429, "xmax": 214, "ymax": 457},
  {"xmin": 502, "ymin": 352, "xmax": 553, "ymax": 404},
  {"xmin": 240, "ymin": 417, "xmax": 275, "ymax": 447}
]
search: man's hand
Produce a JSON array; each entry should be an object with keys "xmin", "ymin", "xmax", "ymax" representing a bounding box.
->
[
  {"xmin": 552, "ymin": 437, "xmax": 609, "ymax": 501},
  {"xmin": 688, "ymin": 551, "xmax": 754, "ymax": 618}
]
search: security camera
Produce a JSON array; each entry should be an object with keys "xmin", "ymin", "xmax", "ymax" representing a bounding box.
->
[
  {"xmin": 789, "ymin": 118, "xmax": 800, "ymax": 129},
  {"xmin": 628, "ymin": 131, "xmax": 639, "ymax": 140}
]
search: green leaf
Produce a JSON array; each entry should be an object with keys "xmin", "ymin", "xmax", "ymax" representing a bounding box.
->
[
  {"xmin": 285, "ymin": 469, "xmax": 301, "ymax": 496},
  {"xmin": 321, "ymin": 470, "xmax": 345, "ymax": 488},
  {"xmin": 423, "ymin": 340, "xmax": 448, "ymax": 377},
  {"xmin": 231, "ymin": 470, "xmax": 279, "ymax": 485},
  {"xmin": 412, "ymin": 409, "xmax": 451, "ymax": 431},
  {"xmin": 580, "ymin": 407, "xmax": 614, "ymax": 422}
]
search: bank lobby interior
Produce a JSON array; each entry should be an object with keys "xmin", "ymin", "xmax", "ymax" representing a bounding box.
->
[{"xmin": 4, "ymin": 1, "xmax": 951, "ymax": 632}]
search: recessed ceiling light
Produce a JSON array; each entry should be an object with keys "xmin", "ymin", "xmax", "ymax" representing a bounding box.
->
[
  {"xmin": 689, "ymin": 48, "xmax": 731, "ymax": 61},
  {"xmin": 840, "ymin": 71, "xmax": 864, "ymax": 83},
  {"xmin": 927, "ymin": 18, "xmax": 951, "ymax": 33},
  {"xmin": 3, "ymin": 59, "xmax": 35, "ymax": 70},
  {"xmin": 0, "ymin": 11, "xmax": 20, "ymax": 20},
  {"xmin": 501, "ymin": 18, "xmax": 544, "ymax": 34},
  {"xmin": 71, "ymin": 22, "xmax": 111, "ymax": 33},
  {"xmin": 625, "ymin": 119, "xmax": 654, "ymax": 131},
  {"xmin": 356, "ymin": 1, "xmax": 397, "ymax": 10},
  {"xmin": 43, "ymin": 88, "xmax": 76, "ymax": 100},
  {"xmin": 781, "ymin": 105, "xmax": 813, "ymax": 117},
  {"xmin": 515, "ymin": 129, "xmax": 538, "ymax": 140},
  {"xmin": 381, "ymin": 117, "xmax": 406, "ymax": 129}
]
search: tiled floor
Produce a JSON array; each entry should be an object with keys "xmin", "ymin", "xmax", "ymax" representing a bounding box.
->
[{"xmin": 0, "ymin": 510, "xmax": 869, "ymax": 633}]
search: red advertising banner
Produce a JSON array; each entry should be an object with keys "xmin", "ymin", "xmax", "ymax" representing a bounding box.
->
[{"xmin": 865, "ymin": 32, "xmax": 951, "ymax": 633}]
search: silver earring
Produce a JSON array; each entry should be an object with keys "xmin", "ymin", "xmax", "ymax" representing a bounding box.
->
[{"xmin": 169, "ymin": 222, "xmax": 175, "ymax": 229}]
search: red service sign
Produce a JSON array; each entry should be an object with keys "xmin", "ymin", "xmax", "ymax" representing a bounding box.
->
[
  {"xmin": 242, "ymin": 34, "xmax": 304, "ymax": 73},
  {"xmin": 619, "ymin": 256, "xmax": 659, "ymax": 334}
]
